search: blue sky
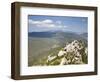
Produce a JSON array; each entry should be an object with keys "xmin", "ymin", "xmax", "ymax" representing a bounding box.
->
[{"xmin": 28, "ymin": 15, "xmax": 88, "ymax": 34}]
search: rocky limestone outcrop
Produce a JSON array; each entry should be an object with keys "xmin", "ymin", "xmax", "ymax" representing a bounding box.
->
[{"xmin": 46, "ymin": 40, "xmax": 88, "ymax": 65}]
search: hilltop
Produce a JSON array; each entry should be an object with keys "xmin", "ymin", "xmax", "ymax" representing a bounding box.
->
[{"xmin": 46, "ymin": 40, "xmax": 88, "ymax": 65}]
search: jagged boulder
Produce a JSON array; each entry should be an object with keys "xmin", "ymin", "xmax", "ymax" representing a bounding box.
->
[
  {"xmin": 46, "ymin": 40, "xmax": 87, "ymax": 65},
  {"xmin": 58, "ymin": 50, "xmax": 66, "ymax": 57},
  {"xmin": 60, "ymin": 57, "xmax": 70, "ymax": 65},
  {"xmin": 47, "ymin": 55, "xmax": 57, "ymax": 63},
  {"xmin": 85, "ymin": 47, "xmax": 88, "ymax": 55}
]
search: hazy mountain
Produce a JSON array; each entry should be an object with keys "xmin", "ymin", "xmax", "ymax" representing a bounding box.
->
[
  {"xmin": 80, "ymin": 33, "xmax": 88, "ymax": 39},
  {"xmin": 28, "ymin": 31, "xmax": 87, "ymax": 45},
  {"xmin": 28, "ymin": 31, "xmax": 87, "ymax": 39},
  {"xmin": 28, "ymin": 31, "xmax": 88, "ymax": 66},
  {"xmin": 28, "ymin": 32, "xmax": 55, "ymax": 38}
]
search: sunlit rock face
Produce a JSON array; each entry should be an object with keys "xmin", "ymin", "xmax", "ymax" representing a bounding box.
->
[
  {"xmin": 85, "ymin": 47, "xmax": 88, "ymax": 55},
  {"xmin": 58, "ymin": 50, "xmax": 66, "ymax": 57},
  {"xmin": 60, "ymin": 57, "xmax": 69, "ymax": 65},
  {"xmin": 64, "ymin": 40, "xmax": 83, "ymax": 52},
  {"xmin": 46, "ymin": 40, "xmax": 88, "ymax": 65},
  {"xmin": 47, "ymin": 55, "xmax": 57, "ymax": 63}
]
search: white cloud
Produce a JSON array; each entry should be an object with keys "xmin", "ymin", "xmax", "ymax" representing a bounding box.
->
[
  {"xmin": 29, "ymin": 19, "xmax": 53, "ymax": 24},
  {"xmin": 42, "ymin": 19, "xmax": 53, "ymax": 23},
  {"xmin": 56, "ymin": 21, "xmax": 62, "ymax": 24},
  {"xmin": 28, "ymin": 19, "xmax": 68, "ymax": 29},
  {"xmin": 28, "ymin": 19, "xmax": 41, "ymax": 24},
  {"xmin": 36, "ymin": 23, "xmax": 56, "ymax": 28}
]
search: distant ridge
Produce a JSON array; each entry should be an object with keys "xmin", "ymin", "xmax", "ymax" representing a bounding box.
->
[
  {"xmin": 28, "ymin": 31, "xmax": 87, "ymax": 41},
  {"xmin": 80, "ymin": 33, "xmax": 88, "ymax": 39},
  {"xmin": 28, "ymin": 32, "xmax": 56, "ymax": 38},
  {"xmin": 28, "ymin": 31, "xmax": 79, "ymax": 37}
]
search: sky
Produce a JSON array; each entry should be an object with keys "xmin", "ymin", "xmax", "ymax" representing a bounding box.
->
[{"xmin": 28, "ymin": 15, "xmax": 88, "ymax": 34}]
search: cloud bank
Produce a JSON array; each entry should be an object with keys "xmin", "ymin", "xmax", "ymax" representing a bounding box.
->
[{"xmin": 28, "ymin": 19, "xmax": 68, "ymax": 32}]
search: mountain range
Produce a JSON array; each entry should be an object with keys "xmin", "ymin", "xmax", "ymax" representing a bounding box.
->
[
  {"xmin": 28, "ymin": 31, "xmax": 88, "ymax": 66},
  {"xmin": 28, "ymin": 31, "xmax": 87, "ymax": 40}
]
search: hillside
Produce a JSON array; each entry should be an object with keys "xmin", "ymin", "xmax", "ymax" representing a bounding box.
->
[
  {"xmin": 28, "ymin": 31, "xmax": 88, "ymax": 66},
  {"xmin": 28, "ymin": 31, "xmax": 87, "ymax": 40},
  {"xmin": 46, "ymin": 40, "xmax": 88, "ymax": 65}
]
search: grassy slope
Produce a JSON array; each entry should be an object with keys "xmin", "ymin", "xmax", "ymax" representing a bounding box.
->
[
  {"xmin": 28, "ymin": 37, "xmax": 60, "ymax": 66},
  {"xmin": 28, "ymin": 35, "xmax": 87, "ymax": 66}
]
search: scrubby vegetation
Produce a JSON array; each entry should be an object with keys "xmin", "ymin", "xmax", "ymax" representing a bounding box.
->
[
  {"xmin": 45, "ymin": 40, "xmax": 88, "ymax": 65},
  {"xmin": 29, "ymin": 40, "xmax": 88, "ymax": 66}
]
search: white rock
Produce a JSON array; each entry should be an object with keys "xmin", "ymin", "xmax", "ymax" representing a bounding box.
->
[
  {"xmin": 47, "ymin": 55, "xmax": 56, "ymax": 62},
  {"xmin": 58, "ymin": 50, "xmax": 66, "ymax": 57},
  {"xmin": 46, "ymin": 40, "xmax": 86, "ymax": 65},
  {"xmin": 60, "ymin": 57, "xmax": 69, "ymax": 65},
  {"xmin": 85, "ymin": 47, "xmax": 88, "ymax": 55}
]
